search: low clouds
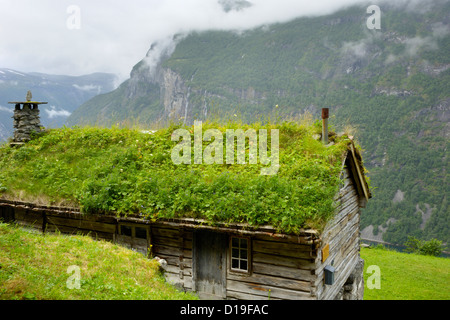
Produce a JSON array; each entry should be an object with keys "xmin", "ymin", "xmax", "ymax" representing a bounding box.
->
[
  {"xmin": 404, "ymin": 23, "xmax": 450, "ymax": 57},
  {"xmin": 72, "ymin": 84, "xmax": 103, "ymax": 94},
  {"xmin": 0, "ymin": 105, "xmax": 13, "ymax": 114},
  {"xmin": 0, "ymin": 0, "xmax": 447, "ymax": 83},
  {"xmin": 0, "ymin": 0, "xmax": 374, "ymax": 82},
  {"xmin": 44, "ymin": 106, "xmax": 71, "ymax": 119},
  {"xmin": 342, "ymin": 35, "xmax": 377, "ymax": 58},
  {"xmin": 386, "ymin": 22, "xmax": 450, "ymax": 64}
]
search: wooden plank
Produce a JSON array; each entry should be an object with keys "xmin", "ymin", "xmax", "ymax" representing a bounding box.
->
[
  {"xmin": 151, "ymin": 225, "xmax": 193, "ymax": 240},
  {"xmin": 315, "ymin": 241, "xmax": 359, "ymax": 288},
  {"xmin": 321, "ymin": 202, "xmax": 359, "ymax": 242},
  {"xmin": 318, "ymin": 218, "xmax": 359, "ymax": 268},
  {"xmin": 254, "ymin": 232, "xmax": 318, "ymax": 245},
  {"xmin": 45, "ymin": 215, "xmax": 116, "ymax": 233},
  {"xmin": 252, "ymin": 262, "xmax": 315, "ymax": 282},
  {"xmin": 316, "ymin": 250, "xmax": 360, "ymax": 300},
  {"xmin": 45, "ymin": 224, "xmax": 114, "ymax": 241},
  {"xmin": 349, "ymin": 143, "xmax": 370, "ymax": 201},
  {"xmin": 322, "ymin": 211, "xmax": 359, "ymax": 245},
  {"xmin": 152, "ymin": 236, "xmax": 192, "ymax": 250},
  {"xmin": 163, "ymin": 264, "xmax": 193, "ymax": 277},
  {"xmin": 226, "ymin": 279, "xmax": 315, "ymax": 300},
  {"xmin": 154, "ymin": 219, "xmax": 319, "ymax": 244},
  {"xmin": 324, "ymin": 213, "xmax": 360, "ymax": 253},
  {"xmin": 253, "ymin": 252, "xmax": 315, "ymax": 270},
  {"xmin": 152, "ymin": 244, "xmax": 183, "ymax": 257},
  {"xmin": 226, "ymin": 290, "xmax": 282, "ymax": 300},
  {"xmin": 162, "ymin": 255, "xmax": 193, "ymax": 269},
  {"xmin": 336, "ymin": 189, "xmax": 359, "ymax": 211},
  {"xmin": 227, "ymin": 272, "xmax": 312, "ymax": 292},
  {"xmin": 46, "ymin": 210, "xmax": 116, "ymax": 224},
  {"xmin": 14, "ymin": 207, "xmax": 44, "ymax": 230},
  {"xmin": 252, "ymin": 239, "xmax": 313, "ymax": 259},
  {"xmin": 335, "ymin": 192, "xmax": 358, "ymax": 215}
]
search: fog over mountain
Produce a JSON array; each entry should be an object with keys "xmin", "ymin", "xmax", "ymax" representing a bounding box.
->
[{"xmin": 1, "ymin": 0, "xmax": 432, "ymax": 83}]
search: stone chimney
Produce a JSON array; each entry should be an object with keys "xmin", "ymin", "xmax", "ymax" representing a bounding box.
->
[{"xmin": 8, "ymin": 91, "xmax": 47, "ymax": 144}]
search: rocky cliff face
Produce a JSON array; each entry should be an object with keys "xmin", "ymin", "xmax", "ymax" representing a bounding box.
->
[
  {"xmin": 126, "ymin": 63, "xmax": 190, "ymax": 122},
  {"xmin": 160, "ymin": 68, "xmax": 189, "ymax": 121}
]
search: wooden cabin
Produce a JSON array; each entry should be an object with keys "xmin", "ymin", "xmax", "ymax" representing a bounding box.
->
[{"xmin": 0, "ymin": 138, "xmax": 370, "ymax": 300}]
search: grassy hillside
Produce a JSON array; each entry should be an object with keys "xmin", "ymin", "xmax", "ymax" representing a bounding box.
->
[
  {"xmin": 361, "ymin": 246, "xmax": 450, "ymax": 300},
  {"xmin": 0, "ymin": 222, "xmax": 197, "ymax": 300}
]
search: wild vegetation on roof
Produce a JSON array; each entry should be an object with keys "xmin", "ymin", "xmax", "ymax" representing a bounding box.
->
[{"xmin": 0, "ymin": 119, "xmax": 361, "ymax": 234}]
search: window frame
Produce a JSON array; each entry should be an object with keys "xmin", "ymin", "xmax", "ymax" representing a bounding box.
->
[
  {"xmin": 118, "ymin": 223, "xmax": 149, "ymax": 240},
  {"xmin": 229, "ymin": 236, "xmax": 251, "ymax": 275},
  {"xmin": 117, "ymin": 223, "xmax": 151, "ymax": 257}
]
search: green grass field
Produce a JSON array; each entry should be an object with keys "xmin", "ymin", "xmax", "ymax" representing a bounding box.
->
[
  {"xmin": 361, "ymin": 246, "xmax": 450, "ymax": 300},
  {"xmin": 0, "ymin": 222, "xmax": 197, "ymax": 300}
]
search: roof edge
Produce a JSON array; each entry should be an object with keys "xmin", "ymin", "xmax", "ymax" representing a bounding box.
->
[{"xmin": 347, "ymin": 140, "xmax": 371, "ymax": 201}]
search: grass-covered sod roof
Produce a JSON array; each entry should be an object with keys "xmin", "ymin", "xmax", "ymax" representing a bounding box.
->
[{"xmin": 0, "ymin": 121, "xmax": 364, "ymax": 234}]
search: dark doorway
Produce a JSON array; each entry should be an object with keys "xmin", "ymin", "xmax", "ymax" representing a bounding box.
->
[{"xmin": 193, "ymin": 230, "xmax": 227, "ymax": 299}]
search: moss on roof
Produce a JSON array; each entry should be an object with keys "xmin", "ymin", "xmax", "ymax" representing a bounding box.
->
[{"xmin": 0, "ymin": 120, "xmax": 363, "ymax": 234}]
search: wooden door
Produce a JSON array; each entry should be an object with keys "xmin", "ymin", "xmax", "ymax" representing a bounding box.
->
[{"xmin": 193, "ymin": 230, "xmax": 227, "ymax": 299}]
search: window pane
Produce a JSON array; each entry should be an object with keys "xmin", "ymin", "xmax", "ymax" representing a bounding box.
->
[
  {"xmin": 121, "ymin": 225, "xmax": 132, "ymax": 236},
  {"xmin": 135, "ymin": 227, "xmax": 147, "ymax": 239},
  {"xmin": 230, "ymin": 237, "xmax": 250, "ymax": 272}
]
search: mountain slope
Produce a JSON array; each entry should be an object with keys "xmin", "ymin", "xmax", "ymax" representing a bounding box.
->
[
  {"xmin": 0, "ymin": 68, "xmax": 117, "ymax": 141},
  {"xmin": 67, "ymin": 1, "xmax": 449, "ymax": 248}
]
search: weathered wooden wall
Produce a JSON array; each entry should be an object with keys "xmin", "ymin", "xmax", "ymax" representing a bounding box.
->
[
  {"xmin": 150, "ymin": 223, "xmax": 194, "ymax": 291},
  {"xmin": 143, "ymin": 218, "xmax": 322, "ymax": 300},
  {"xmin": 226, "ymin": 233, "xmax": 317, "ymax": 300},
  {"xmin": 0, "ymin": 200, "xmax": 117, "ymax": 241},
  {"xmin": 315, "ymin": 166, "xmax": 363, "ymax": 300}
]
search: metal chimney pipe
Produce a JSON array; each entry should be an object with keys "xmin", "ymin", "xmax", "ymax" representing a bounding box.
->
[{"xmin": 322, "ymin": 108, "xmax": 329, "ymax": 145}]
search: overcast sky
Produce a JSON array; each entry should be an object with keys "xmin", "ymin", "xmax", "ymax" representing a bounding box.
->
[{"xmin": 0, "ymin": 0, "xmax": 427, "ymax": 84}]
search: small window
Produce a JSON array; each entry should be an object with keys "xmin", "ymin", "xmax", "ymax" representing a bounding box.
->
[
  {"xmin": 230, "ymin": 237, "xmax": 250, "ymax": 273},
  {"xmin": 120, "ymin": 225, "xmax": 132, "ymax": 236},
  {"xmin": 135, "ymin": 227, "xmax": 147, "ymax": 239}
]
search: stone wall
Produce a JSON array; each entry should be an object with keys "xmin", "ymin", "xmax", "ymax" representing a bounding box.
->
[
  {"xmin": 13, "ymin": 104, "xmax": 42, "ymax": 142},
  {"xmin": 334, "ymin": 258, "xmax": 365, "ymax": 300}
]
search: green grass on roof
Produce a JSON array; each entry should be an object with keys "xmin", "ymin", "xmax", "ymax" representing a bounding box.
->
[{"xmin": 0, "ymin": 120, "xmax": 356, "ymax": 234}]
